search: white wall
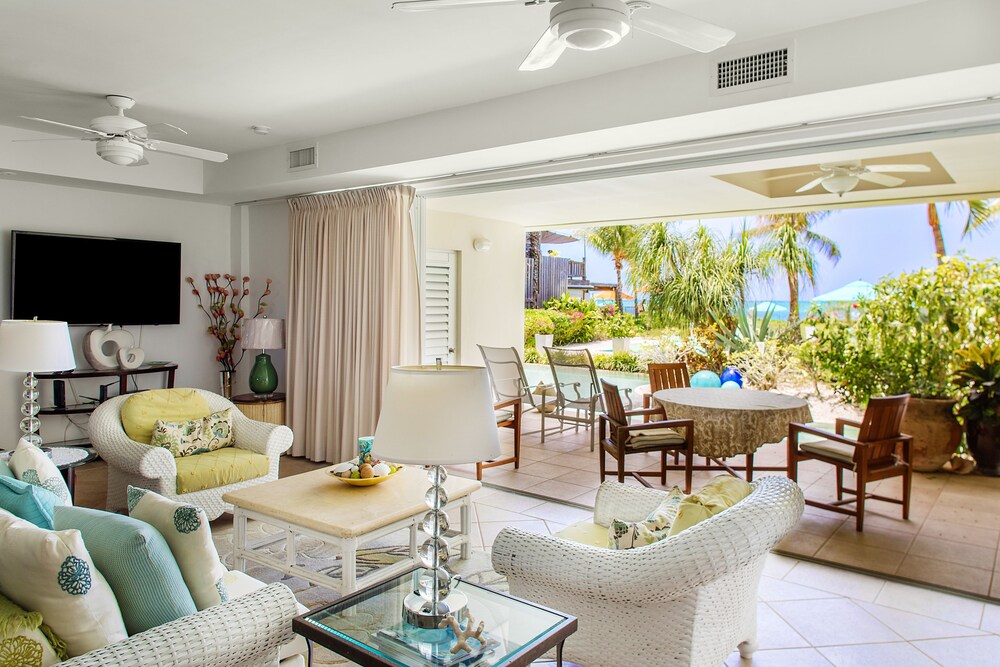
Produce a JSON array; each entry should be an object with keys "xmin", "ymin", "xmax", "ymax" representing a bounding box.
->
[
  {"xmin": 426, "ymin": 211, "xmax": 524, "ymax": 364},
  {"xmin": 0, "ymin": 179, "xmax": 232, "ymax": 444}
]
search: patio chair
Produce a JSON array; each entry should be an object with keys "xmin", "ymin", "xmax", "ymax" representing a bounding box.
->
[
  {"xmin": 644, "ymin": 362, "xmax": 692, "ymax": 461},
  {"xmin": 477, "ymin": 397, "xmax": 521, "ymax": 480},
  {"xmin": 477, "ymin": 344, "xmax": 559, "ymax": 438},
  {"xmin": 787, "ymin": 394, "xmax": 912, "ymax": 531},
  {"xmin": 599, "ymin": 380, "xmax": 693, "ymax": 492},
  {"xmin": 544, "ymin": 346, "xmax": 632, "ymax": 451}
]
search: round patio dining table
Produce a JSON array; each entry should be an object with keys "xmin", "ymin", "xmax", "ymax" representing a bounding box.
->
[{"xmin": 652, "ymin": 387, "xmax": 812, "ymax": 480}]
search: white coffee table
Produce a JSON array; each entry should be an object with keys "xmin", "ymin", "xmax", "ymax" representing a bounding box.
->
[{"xmin": 222, "ymin": 465, "xmax": 481, "ymax": 594}]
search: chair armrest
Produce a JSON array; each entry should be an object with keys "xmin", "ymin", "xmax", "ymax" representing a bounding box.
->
[
  {"xmin": 58, "ymin": 583, "xmax": 298, "ymax": 667},
  {"xmin": 835, "ymin": 417, "xmax": 863, "ymax": 434},
  {"xmin": 593, "ymin": 481, "xmax": 672, "ymax": 525},
  {"xmin": 89, "ymin": 398, "xmax": 177, "ymax": 481},
  {"xmin": 789, "ymin": 422, "xmax": 861, "ymax": 448},
  {"xmin": 231, "ymin": 410, "xmax": 293, "ymax": 458},
  {"xmin": 494, "ymin": 398, "xmax": 521, "ymax": 411}
]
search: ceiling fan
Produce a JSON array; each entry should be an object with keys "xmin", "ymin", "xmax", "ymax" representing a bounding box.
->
[
  {"xmin": 391, "ymin": 0, "xmax": 735, "ymax": 71},
  {"xmin": 769, "ymin": 160, "xmax": 932, "ymax": 197},
  {"xmin": 16, "ymin": 95, "xmax": 227, "ymax": 167}
]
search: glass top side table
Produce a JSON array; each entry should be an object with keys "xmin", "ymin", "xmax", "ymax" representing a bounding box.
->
[{"xmin": 294, "ymin": 567, "xmax": 577, "ymax": 667}]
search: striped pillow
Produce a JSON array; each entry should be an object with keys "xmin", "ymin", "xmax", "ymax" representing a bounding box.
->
[{"xmin": 53, "ymin": 506, "xmax": 197, "ymax": 635}]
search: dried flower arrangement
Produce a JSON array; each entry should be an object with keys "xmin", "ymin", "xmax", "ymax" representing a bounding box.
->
[{"xmin": 185, "ymin": 274, "xmax": 272, "ymax": 372}]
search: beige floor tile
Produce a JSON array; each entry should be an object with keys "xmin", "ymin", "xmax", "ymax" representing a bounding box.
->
[
  {"xmin": 758, "ymin": 577, "xmax": 840, "ymax": 602},
  {"xmin": 784, "ymin": 561, "xmax": 886, "ymax": 602},
  {"xmin": 518, "ymin": 447, "xmax": 564, "ymax": 462},
  {"xmin": 911, "ymin": 635, "xmax": 1000, "ymax": 667},
  {"xmin": 724, "ymin": 648, "xmax": 833, "ymax": 666},
  {"xmin": 522, "ymin": 479, "xmax": 595, "ymax": 502},
  {"xmin": 828, "ymin": 521, "xmax": 916, "ymax": 554},
  {"xmin": 516, "ymin": 460, "xmax": 578, "ymax": 479},
  {"xmin": 776, "ymin": 530, "xmax": 829, "ymax": 558},
  {"xmin": 908, "ymin": 535, "xmax": 997, "ymax": 570},
  {"xmin": 569, "ymin": 487, "xmax": 598, "ymax": 507},
  {"xmin": 520, "ymin": 501, "xmax": 593, "ymax": 525},
  {"xmin": 473, "ymin": 489, "xmax": 546, "ymax": 512},
  {"xmin": 854, "ymin": 601, "xmax": 987, "ymax": 640},
  {"xmin": 818, "ymin": 642, "xmax": 938, "ymax": 667},
  {"xmin": 543, "ymin": 520, "xmax": 569, "ymax": 535},
  {"xmin": 860, "ymin": 512, "xmax": 923, "ymax": 535},
  {"xmin": 895, "ymin": 555, "xmax": 993, "ymax": 596},
  {"xmin": 795, "ymin": 511, "xmax": 848, "ymax": 539},
  {"xmin": 474, "ymin": 503, "xmax": 534, "ymax": 523},
  {"xmin": 875, "ymin": 581, "xmax": 985, "ymax": 627},
  {"xmin": 814, "ymin": 539, "xmax": 905, "ymax": 575},
  {"xmin": 551, "ymin": 467, "xmax": 603, "ymax": 487},
  {"xmin": 769, "ymin": 598, "xmax": 901, "ymax": 646},
  {"xmin": 919, "ymin": 518, "xmax": 1000, "ymax": 550},
  {"xmin": 763, "ymin": 553, "xmax": 802, "ymax": 579},
  {"xmin": 979, "ymin": 602, "xmax": 1000, "ymax": 633},
  {"xmin": 926, "ymin": 502, "xmax": 1000, "ymax": 531},
  {"xmin": 756, "ymin": 602, "xmax": 812, "ymax": 649},
  {"xmin": 544, "ymin": 453, "xmax": 600, "ymax": 470},
  {"xmin": 477, "ymin": 519, "xmax": 548, "ymax": 545},
  {"xmin": 483, "ymin": 471, "xmax": 548, "ymax": 491}
]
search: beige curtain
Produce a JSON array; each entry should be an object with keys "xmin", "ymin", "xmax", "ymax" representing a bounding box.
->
[{"xmin": 286, "ymin": 185, "xmax": 420, "ymax": 462}]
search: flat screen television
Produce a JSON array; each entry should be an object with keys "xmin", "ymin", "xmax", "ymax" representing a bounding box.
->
[{"xmin": 10, "ymin": 231, "xmax": 181, "ymax": 325}]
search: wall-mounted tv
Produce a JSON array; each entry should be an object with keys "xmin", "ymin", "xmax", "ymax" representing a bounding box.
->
[{"xmin": 11, "ymin": 231, "xmax": 181, "ymax": 326}]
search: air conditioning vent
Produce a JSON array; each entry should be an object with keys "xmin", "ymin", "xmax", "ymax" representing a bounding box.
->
[
  {"xmin": 288, "ymin": 146, "xmax": 316, "ymax": 171},
  {"xmin": 715, "ymin": 47, "xmax": 791, "ymax": 94}
]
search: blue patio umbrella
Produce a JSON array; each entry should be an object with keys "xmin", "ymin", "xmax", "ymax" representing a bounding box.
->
[{"xmin": 812, "ymin": 280, "xmax": 875, "ymax": 304}]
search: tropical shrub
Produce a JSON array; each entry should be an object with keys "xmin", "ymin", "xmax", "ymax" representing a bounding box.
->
[
  {"xmin": 606, "ymin": 313, "xmax": 639, "ymax": 339},
  {"xmin": 952, "ymin": 344, "xmax": 1000, "ymax": 426},
  {"xmin": 728, "ymin": 340, "xmax": 792, "ymax": 391},
  {"xmin": 522, "ymin": 348, "xmax": 543, "ymax": 364},
  {"xmin": 710, "ymin": 304, "xmax": 776, "ymax": 353},
  {"xmin": 544, "ymin": 294, "xmax": 599, "ymax": 315},
  {"xmin": 813, "ymin": 256, "xmax": 1000, "ymax": 403},
  {"xmin": 524, "ymin": 309, "xmax": 555, "ymax": 346},
  {"xmin": 593, "ymin": 352, "xmax": 645, "ymax": 373},
  {"xmin": 547, "ymin": 309, "xmax": 600, "ymax": 345}
]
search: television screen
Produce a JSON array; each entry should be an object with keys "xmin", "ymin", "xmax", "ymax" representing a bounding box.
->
[{"xmin": 11, "ymin": 231, "xmax": 181, "ymax": 326}]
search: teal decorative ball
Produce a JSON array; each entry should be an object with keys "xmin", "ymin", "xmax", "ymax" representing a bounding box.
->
[
  {"xmin": 690, "ymin": 370, "xmax": 722, "ymax": 388},
  {"xmin": 722, "ymin": 380, "xmax": 741, "ymax": 389}
]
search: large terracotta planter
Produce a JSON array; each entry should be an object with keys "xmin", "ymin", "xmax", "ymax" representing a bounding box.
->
[{"xmin": 903, "ymin": 397, "xmax": 962, "ymax": 472}]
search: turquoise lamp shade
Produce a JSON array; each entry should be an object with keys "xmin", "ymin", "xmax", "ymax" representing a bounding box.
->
[{"xmin": 241, "ymin": 318, "xmax": 285, "ymax": 396}]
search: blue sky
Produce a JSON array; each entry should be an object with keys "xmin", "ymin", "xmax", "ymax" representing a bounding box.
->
[{"xmin": 542, "ymin": 202, "xmax": 1000, "ymax": 302}]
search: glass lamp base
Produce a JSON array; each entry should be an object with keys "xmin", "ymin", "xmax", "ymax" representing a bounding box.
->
[{"xmin": 402, "ymin": 590, "xmax": 468, "ymax": 629}]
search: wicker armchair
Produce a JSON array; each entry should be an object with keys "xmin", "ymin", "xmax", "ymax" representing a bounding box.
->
[
  {"xmin": 90, "ymin": 389, "xmax": 293, "ymax": 519},
  {"xmin": 492, "ymin": 476, "xmax": 804, "ymax": 667},
  {"xmin": 58, "ymin": 583, "xmax": 301, "ymax": 666}
]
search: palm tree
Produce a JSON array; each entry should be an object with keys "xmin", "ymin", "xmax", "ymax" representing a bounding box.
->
[
  {"xmin": 926, "ymin": 200, "xmax": 999, "ymax": 263},
  {"xmin": 751, "ymin": 212, "xmax": 840, "ymax": 328},
  {"xmin": 583, "ymin": 224, "xmax": 640, "ymax": 313}
]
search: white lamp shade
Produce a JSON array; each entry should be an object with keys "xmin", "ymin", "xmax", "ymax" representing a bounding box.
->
[
  {"xmin": 242, "ymin": 318, "xmax": 285, "ymax": 351},
  {"xmin": 374, "ymin": 365, "xmax": 500, "ymax": 465},
  {"xmin": 0, "ymin": 320, "xmax": 76, "ymax": 373}
]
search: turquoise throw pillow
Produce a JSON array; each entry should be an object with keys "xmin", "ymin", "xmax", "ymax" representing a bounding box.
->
[
  {"xmin": 54, "ymin": 505, "xmax": 198, "ymax": 635},
  {"xmin": 0, "ymin": 457, "xmax": 14, "ymax": 478},
  {"xmin": 0, "ymin": 475, "xmax": 58, "ymax": 529}
]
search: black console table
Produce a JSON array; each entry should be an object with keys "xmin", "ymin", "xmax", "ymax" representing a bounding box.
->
[{"xmin": 35, "ymin": 363, "xmax": 177, "ymax": 416}]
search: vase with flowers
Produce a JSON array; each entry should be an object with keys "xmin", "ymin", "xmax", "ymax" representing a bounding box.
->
[{"xmin": 186, "ymin": 273, "xmax": 272, "ymax": 397}]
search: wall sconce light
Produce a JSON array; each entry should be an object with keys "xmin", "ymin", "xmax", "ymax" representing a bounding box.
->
[{"xmin": 473, "ymin": 238, "xmax": 492, "ymax": 253}]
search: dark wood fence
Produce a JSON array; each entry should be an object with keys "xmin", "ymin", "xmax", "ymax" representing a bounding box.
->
[{"xmin": 525, "ymin": 257, "xmax": 586, "ymax": 307}]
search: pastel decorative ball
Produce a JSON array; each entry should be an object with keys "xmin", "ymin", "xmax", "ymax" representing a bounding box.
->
[
  {"xmin": 720, "ymin": 366, "xmax": 744, "ymax": 387},
  {"xmin": 690, "ymin": 370, "xmax": 722, "ymax": 388},
  {"xmin": 721, "ymin": 380, "xmax": 741, "ymax": 390}
]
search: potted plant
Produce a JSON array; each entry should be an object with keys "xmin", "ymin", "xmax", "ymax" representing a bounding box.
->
[
  {"xmin": 953, "ymin": 343, "xmax": 1000, "ymax": 476},
  {"xmin": 607, "ymin": 313, "xmax": 639, "ymax": 353},
  {"xmin": 812, "ymin": 256, "xmax": 1000, "ymax": 471}
]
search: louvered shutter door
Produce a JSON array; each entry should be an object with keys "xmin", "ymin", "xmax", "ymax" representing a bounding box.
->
[{"xmin": 423, "ymin": 250, "xmax": 456, "ymax": 364}]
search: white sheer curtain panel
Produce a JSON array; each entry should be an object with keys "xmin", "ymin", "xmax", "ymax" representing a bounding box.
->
[{"xmin": 286, "ymin": 185, "xmax": 420, "ymax": 462}]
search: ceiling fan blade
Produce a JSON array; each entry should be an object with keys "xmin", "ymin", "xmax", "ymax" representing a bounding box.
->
[
  {"xmin": 392, "ymin": 0, "xmax": 528, "ymax": 11},
  {"xmin": 631, "ymin": 4, "xmax": 735, "ymax": 53},
  {"xmin": 796, "ymin": 176, "xmax": 827, "ymax": 193},
  {"xmin": 11, "ymin": 137, "xmax": 84, "ymax": 142},
  {"xmin": 763, "ymin": 170, "xmax": 821, "ymax": 182},
  {"xmin": 865, "ymin": 163, "xmax": 931, "ymax": 173},
  {"xmin": 19, "ymin": 116, "xmax": 112, "ymax": 137},
  {"xmin": 130, "ymin": 122, "xmax": 188, "ymax": 140},
  {"xmin": 519, "ymin": 26, "xmax": 566, "ymax": 71},
  {"xmin": 145, "ymin": 139, "xmax": 228, "ymax": 163},
  {"xmin": 858, "ymin": 172, "xmax": 905, "ymax": 187}
]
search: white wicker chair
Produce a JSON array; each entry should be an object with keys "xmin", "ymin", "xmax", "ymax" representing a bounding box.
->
[
  {"xmin": 90, "ymin": 389, "xmax": 293, "ymax": 519},
  {"xmin": 491, "ymin": 476, "xmax": 804, "ymax": 667},
  {"xmin": 57, "ymin": 583, "xmax": 300, "ymax": 666}
]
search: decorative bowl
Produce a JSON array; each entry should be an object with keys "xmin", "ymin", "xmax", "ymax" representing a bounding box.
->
[{"xmin": 329, "ymin": 463, "xmax": 403, "ymax": 486}]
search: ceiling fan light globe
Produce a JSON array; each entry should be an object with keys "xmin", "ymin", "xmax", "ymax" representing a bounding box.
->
[
  {"xmin": 96, "ymin": 138, "xmax": 143, "ymax": 166},
  {"xmin": 558, "ymin": 18, "xmax": 628, "ymax": 50},
  {"xmin": 821, "ymin": 174, "xmax": 859, "ymax": 195}
]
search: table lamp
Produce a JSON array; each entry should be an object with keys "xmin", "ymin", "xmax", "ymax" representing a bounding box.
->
[
  {"xmin": 0, "ymin": 319, "xmax": 76, "ymax": 448},
  {"xmin": 373, "ymin": 362, "xmax": 499, "ymax": 628},
  {"xmin": 241, "ymin": 317, "xmax": 285, "ymax": 397}
]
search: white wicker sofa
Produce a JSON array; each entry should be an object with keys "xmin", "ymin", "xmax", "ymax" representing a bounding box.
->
[
  {"xmin": 491, "ymin": 475, "xmax": 804, "ymax": 667},
  {"xmin": 91, "ymin": 389, "xmax": 293, "ymax": 519}
]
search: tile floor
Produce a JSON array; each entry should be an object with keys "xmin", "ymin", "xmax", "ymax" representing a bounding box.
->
[{"xmin": 450, "ymin": 410, "xmax": 1000, "ymax": 599}]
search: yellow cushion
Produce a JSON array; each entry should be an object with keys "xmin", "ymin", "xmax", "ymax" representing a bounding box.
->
[
  {"xmin": 554, "ymin": 520, "xmax": 610, "ymax": 549},
  {"xmin": 667, "ymin": 475, "xmax": 752, "ymax": 537},
  {"xmin": 121, "ymin": 389, "xmax": 211, "ymax": 445},
  {"xmin": 174, "ymin": 448, "xmax": 270, "ymax": 495}
]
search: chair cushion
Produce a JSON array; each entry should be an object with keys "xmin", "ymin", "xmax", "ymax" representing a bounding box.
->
[
  {"xmin": 554, "ymin": 520, "xmax": 609, "ymax": 549},
  {"xmin": 53, "ymin": 505, "xmax": 197, "ymax": 636},
  {"xmin": 626, "ymin": 427, "xmax": 686, "ymax": 447},
  {"xmin": 0, "ymin": 509, "xmax": 128, "ymax": 657},
  {"xmin": 121, "ymin": 389, "xmax": 210, "ymax": 445},
  {"xmin": 8, "ymin": 439, "xmax": 72, "ymax": 506},
  {"xmin": 609, "ymin": 486, "xmax": 685, "ymax": 549},
  {"xmin": 173, "ymin": 448, "xmax": 270, "ymax": 495},
  {"xmin": 127, "ymin": 487, "xmax": 229, "ymax": 611},
  {"xmin": 494, "ymin": 409, "xmax": 514, "ymax": 423},
  {"xmin": 151, "ymin": 408, "xmax": 235, "ymax": 457},
  {"xmin": 668, "ymin": 475, "xmax": 752, "ymax": 537},
  {"xmin": 0, "ymin": 591, "xmax": 67, "ymax": 666},
  {"xmin": 0, "ymin": 476, "xmax": 59, "ymax": 529},
  {"xmin": 800, "ymin": 439, "xmax": 858, "ymax": 466}
]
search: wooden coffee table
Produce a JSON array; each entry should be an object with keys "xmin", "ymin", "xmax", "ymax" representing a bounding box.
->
[{"xmin": 223, "ymin": 466, "xmax": 481, "ymax": 594}]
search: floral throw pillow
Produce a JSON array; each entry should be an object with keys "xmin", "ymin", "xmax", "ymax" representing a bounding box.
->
[
  {"xmin": 608, "ymin": 486, "xmax": 685, "ymax": 550},
  {"xmin": 151, "ymin": 409, "xmax": 234, "ymax": 457}
]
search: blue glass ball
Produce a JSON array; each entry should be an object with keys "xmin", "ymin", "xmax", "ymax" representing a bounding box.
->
[
  {"xmin": 721, "ymin": 380, "xmax": 741, "ymax": 390},
  {"xmin": 720, "ymin": 366, "xmax": 744, "ymax": 387},
  {"xmin": 690, "ymin": 370, "xmax": 722, "ymax": 388}
]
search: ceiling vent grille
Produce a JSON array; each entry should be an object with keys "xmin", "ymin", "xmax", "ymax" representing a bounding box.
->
[
  {"xmin": 288, "ymin": 146, "xmax": 317, "ymax": 171},
  {"xmin": 715, "ymin": 47, "xmax": 791, "ymax": 94}
]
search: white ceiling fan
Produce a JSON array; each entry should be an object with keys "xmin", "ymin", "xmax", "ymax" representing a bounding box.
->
[
  {"xmin": 391, "ymin": 0, "xmax": 735, "ymax": 71},
  {"xmin": 769, "ymin": 160, "xmax": 932, "ymax": 197},
  {"xmin": 16, "ymin": 95, "xmax": 227, "ymax": 167}
]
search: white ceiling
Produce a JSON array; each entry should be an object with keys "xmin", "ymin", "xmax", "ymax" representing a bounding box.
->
[{"xmin": 1, "ymin": 0, "xmax": 998, "ymax": 220}]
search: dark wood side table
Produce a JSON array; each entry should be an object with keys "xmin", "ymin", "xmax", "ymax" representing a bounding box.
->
[{"xmin": 231, "ymin": 392, "xmax": 286, "ymax": 426}]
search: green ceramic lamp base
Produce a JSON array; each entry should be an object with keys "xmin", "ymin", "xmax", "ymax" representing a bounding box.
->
[{"xmin": 248, "ymin": 352, "xmax": 279, "ymax": 396}]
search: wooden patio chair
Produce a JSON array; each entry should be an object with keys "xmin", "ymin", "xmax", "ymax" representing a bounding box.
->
[
  {"xmin": 787, "ymin": 394, "xmax": 912, "ymax": 531},
  {"xmin": 599, "ymin": 380, "xmax": 693, "ymax": 492},
  {"xmin": 477, "ymin": 397, "xmax": 521, "ymax": 480},
  {"xmin": 644, "ymin": 362, "xmax": 691, "ymax": 462}
]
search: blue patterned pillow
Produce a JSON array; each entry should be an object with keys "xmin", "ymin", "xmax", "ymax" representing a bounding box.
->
[
  {"xmin": 0, "ymin": 476, "xmax": 59, "ymax": 529},
  {"xmin": 53, "ymin": 505, "xmax": 197, "ymax": 636}
]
